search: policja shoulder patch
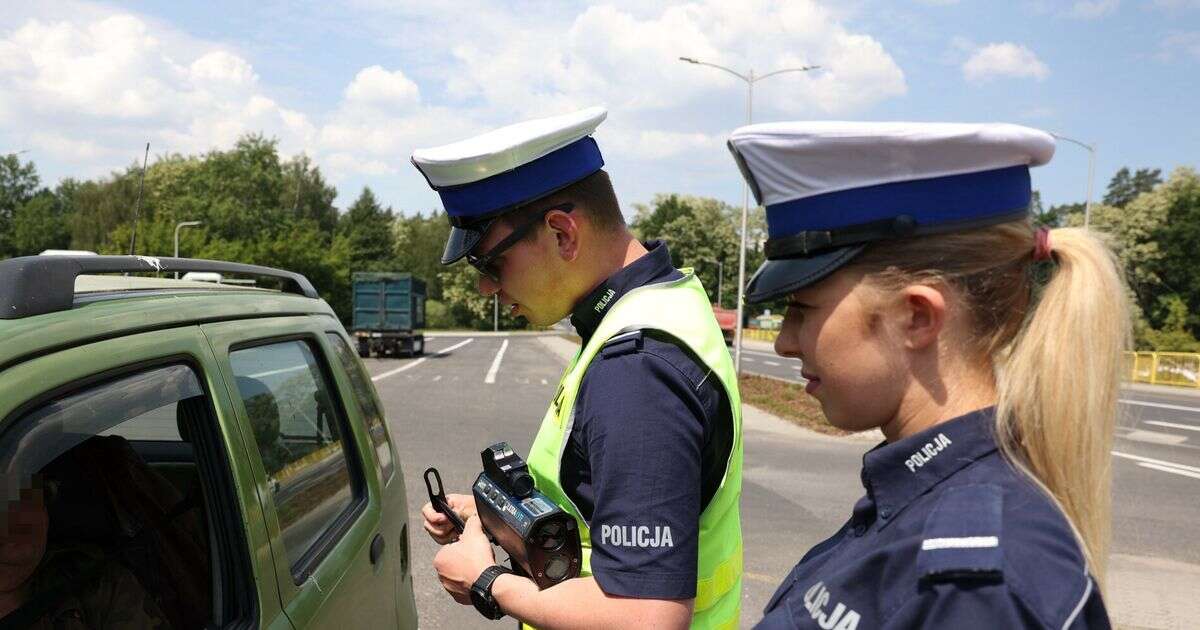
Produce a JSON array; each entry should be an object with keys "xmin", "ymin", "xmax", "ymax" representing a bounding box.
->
[{"xmin": 916, "ymin": 483, "xmax": 1004, "ymax": 583}]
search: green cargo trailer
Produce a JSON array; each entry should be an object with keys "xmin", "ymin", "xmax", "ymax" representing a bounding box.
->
[{"xmin": 351, "ymin": 272, "xmax": 426, "ymax": 358}]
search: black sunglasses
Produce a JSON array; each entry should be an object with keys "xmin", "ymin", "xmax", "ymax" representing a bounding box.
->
[{"xmin": 466, "ymin": 202, "xmax": 574, "ymax": 282}]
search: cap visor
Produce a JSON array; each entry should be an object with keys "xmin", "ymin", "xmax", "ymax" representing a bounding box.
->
[
  {"xmin": 441, "ymin": 218, "xmax": 496, "ymax": 265},
  {"xmin": 745, "ymin": 245, "xmax": 866, "ymax": 304}
]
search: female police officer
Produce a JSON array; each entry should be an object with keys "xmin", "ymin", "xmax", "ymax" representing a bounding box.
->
[{"xmin": 727, "ymin": 122, "xmax": 1127, "ymax": 629}]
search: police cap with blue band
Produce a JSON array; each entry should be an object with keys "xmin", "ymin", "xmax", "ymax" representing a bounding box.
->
[
  {"xmin": 727, "ymin": 121, "xmax": 1056, "ymax": 303},
  {"xmin": 412, "ymin": 107, "xmax": 608, "ymax": 264}
]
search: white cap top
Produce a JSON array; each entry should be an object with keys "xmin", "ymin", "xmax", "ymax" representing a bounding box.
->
[
  {"xmin": 412, "ymin": 106, "xmax": 608, "ymax": 188},
  {"xmin": 728, "ymin": 121, "xmax": 1055, "ymax": 207}
]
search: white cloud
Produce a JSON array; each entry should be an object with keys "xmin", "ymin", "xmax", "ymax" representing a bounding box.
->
[
  {"xmin": 1155, "ymin": 31, "xmax": 1200, "ymax": 61},
  {"xmin": 437, "ymin": 0, "xmax": 905, "ymax": 121},
  {"xmin": 1152, "ymin": 0, "xmax": 1200, "ymax": 9},
  {"xmin": 0, "ymin": 1, "xmax": 909, "ymax": 209},
  {"xmin": 343, "ymin": 65, "xmax": 420, "ymax": 109},
  {"xmin": 962, "ymin": 42, "xmax": 1050, "ymax": 83},
  {"xmin": 1068, "ymin": 0, "xmax": 1120, "ymax": 18},
  {"xmin": 0, "ymin": 12, "xmax": 316, "ymax": 166}
]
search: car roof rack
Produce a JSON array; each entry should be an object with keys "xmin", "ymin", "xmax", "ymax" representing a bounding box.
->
[{"xmin": 0, "ymin": 255, "xmax": 319, "ymax": 320}]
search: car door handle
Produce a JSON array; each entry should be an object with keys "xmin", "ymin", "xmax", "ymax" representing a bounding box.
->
[{"xmin": 370, "ymin": 532, "xmax": 386, "ymax": 565}]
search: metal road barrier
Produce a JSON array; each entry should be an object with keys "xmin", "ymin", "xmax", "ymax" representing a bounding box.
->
[
  {"xmin": 737, "ymin": 333, "xmax": 1199, "ymax": 391},
  {"xmin": 1126, "ymin": 351, "xmax": 1200, "ymax": 388},
  {"xmin": 743, "ymin": 328, "xmax": 780, "ymax": 343}
]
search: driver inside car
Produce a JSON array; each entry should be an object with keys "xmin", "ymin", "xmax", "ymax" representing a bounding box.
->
[{"xmin": 0, "ymin": 474, "xmax": 170, "ymax": 629}]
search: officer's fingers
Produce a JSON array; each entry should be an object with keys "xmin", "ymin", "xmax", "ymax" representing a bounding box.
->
[
  {"xmin": 424, "ymin": 520, "xmax": 457, "ymax": 544},
  {"xmin": 464, "ymin": 514, "xmax": 484, "ymax": 535},
  {"xmin": 447, "ymin": 493, "xmax": 476, "ymax": 515},
  {"xmin": 421, "ymin": 502, "xmax": 447, "ymax": 524}
]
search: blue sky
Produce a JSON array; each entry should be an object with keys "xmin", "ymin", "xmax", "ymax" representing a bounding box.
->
[{"xmin": 1, "ymin": 0, "xmax": 1197, "ymax": 216}]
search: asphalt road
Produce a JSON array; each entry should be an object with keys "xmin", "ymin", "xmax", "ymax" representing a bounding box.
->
[{"xmin": 365, "ymin": 334, "xmax": 1199, "ymax": 629}]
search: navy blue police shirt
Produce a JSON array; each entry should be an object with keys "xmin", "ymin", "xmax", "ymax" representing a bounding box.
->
[
  {"xmin": 563, "ymin": 240, "xmax": 733, "ymax": 600},
  {"xmin": 756, "ymin": 407, "xmax": 1110, "ymax": 630}
]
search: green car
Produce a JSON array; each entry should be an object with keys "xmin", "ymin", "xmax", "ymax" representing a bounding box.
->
[{"xmin": 0, "ymin": 255, "xmax": 418, "ymax": 629}]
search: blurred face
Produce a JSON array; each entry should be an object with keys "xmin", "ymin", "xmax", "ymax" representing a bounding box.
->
[
  {"xmin": 0, "ymin": 486, "xmax": 49, "ymax": 594},
  {"xmin": 472, "ymin": 219, "xmax": 572, "ymax": 327},
  {"xmin": 774, "ymin": 268, "xmax": 908, "ymax": 433}
]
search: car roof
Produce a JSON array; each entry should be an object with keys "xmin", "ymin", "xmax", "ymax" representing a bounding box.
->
[
  {"xmin": 0, "ymin": 257, "xmax": 336, "ymax": 371},
  {"xmin": 74, "ymin": 274, "xmax": 275, "ymax": 293}
]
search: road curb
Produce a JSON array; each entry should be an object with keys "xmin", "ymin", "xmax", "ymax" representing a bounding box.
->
[{"xmin": 537, "ymin": 335, "xmax": 882, "ymax": 443}]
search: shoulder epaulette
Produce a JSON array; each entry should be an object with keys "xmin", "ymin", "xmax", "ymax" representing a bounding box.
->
[
  {"xmin": 917, "ymin": 483, "xmax": 1004, "ymax": 583},
  {"xmin": 599, "ymin": 330, "xmax": 644, "ymax": 359}
]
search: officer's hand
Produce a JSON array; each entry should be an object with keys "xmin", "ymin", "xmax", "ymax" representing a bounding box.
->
[
  {"xmin": 433, "ymin": 515, "xmax": 496, "ymax": 605},
  {"xmin": 421, "ymin": 493, "xmax": 477, "ymax": 544}
]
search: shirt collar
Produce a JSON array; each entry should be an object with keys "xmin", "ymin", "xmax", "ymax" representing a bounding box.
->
[
  {"xmin": 570, "ymin": 240, "xmax": 678, "ymax": 343},
  {"xmin": 861, "ymin": 407, "xmax": 999, "ymax": 527}
]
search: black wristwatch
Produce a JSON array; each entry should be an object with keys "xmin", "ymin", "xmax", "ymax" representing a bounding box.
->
[{"xmin": 470, "ymin": 564, "xmax": 512, "ymax": 620}]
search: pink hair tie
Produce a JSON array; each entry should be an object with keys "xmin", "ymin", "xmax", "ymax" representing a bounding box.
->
[{"xmin": 1033, "ymin": 227, "xmax": 1053, "ymax": 261}]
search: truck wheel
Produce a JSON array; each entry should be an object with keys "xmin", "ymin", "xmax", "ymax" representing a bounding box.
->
[{"xmin": 357, "ymin": 340, "xmax": 370, "ymax": 358}]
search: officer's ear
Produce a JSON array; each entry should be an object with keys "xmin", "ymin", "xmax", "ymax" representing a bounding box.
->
[
  {"xmin": 546, "ymin": 208, "xmax": 581, "ymax": 263},
  {"xmin": 896, "ymin": 283, "xmax": 946, "ymax": 351}
]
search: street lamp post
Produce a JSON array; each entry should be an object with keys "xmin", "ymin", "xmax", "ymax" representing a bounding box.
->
[
  {"xmin": 174, "ymin": 221, "xmax": 202, "ymax": 278},
  {"xmin": 1050, "ymin": 133, "xmax": 1097, "ymax": 229},
  {"xmin": 699, "ymin": 258, "xmax": 724, "ymax": 306},
  {"xmin": 679, "ymin": 56, "xmax": 819, "ymax": 373}
]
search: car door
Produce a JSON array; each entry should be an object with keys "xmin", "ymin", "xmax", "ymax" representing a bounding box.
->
[
  {"xmin": 202, "ymin": 315, "xmax": 400, "ymax": 630},
  {"xmin": 0, "ymin": 326, "xmax": 287, "ymax": 629}
]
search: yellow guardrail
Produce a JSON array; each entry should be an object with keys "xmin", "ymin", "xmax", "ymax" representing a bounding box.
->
[
  {"xmin": 738, "ymin": 335, "xmax": 1199, "ymax": 389},
  {"xmin": 1125, "ymin": 351, "xmax": 1200, "ymax": 388},
  {"xmin": 742, "ymin": 328, "xmax": 780, "ymax": 343}
]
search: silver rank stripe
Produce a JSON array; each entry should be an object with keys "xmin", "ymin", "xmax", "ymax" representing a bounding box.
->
[{"xmin": 920, "ymin": 536, "xmax": 999, "ymax": 551}]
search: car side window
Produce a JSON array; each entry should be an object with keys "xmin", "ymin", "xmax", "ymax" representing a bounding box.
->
[
  {"xmin": 229, "ymin": 339, "xmax": 362, "ymax": 571},
  {"xmin": 326, "ymin": 333, "xmax": 395, "ymax": 482},
  {"xmin": 1, "ymin": 364, "xmax": 222, "ymax": 629}
]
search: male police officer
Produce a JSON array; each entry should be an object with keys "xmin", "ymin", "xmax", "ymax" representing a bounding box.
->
[{"xmin": 414, "ymin": 107, "xmax": 744, "ymax": 629}]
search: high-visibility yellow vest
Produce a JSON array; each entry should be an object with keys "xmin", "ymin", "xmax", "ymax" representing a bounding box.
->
[{"xmin": 525, "ymin": 271, "xmax": 744, "ymax": 630}]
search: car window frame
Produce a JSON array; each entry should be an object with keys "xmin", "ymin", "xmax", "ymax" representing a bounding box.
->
[
  {"xmin": 0, "ymin": 350, "xmax": 261, "ymax": 629},
  {"xmin": 226, "ymin": 332, "xmax": 370, "ymax": 584},
  {"xmin": 324, "ymin": 330, "xmax": 397, "ymax": 485}
]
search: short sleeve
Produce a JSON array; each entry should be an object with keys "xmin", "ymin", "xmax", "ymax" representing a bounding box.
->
[{"xmin": 576, "ymin": 347, "xmax": 708, "ymax": 600}]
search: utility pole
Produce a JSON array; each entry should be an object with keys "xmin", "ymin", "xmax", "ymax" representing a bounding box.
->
[{"xmin": 679, "ymin": 57, "xmax": 820, "ymax": 373}]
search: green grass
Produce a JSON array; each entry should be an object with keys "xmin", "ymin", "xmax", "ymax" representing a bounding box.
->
[{"xmin": 737, "ymin": 374, "xmax": 850, "ymax": 436}]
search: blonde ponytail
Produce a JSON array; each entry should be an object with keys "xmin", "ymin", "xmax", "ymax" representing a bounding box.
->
[
  {"xmin": 851, "ymin": 222, "xmax": 1131, "ymax": 585},
  {"xmin": 995, "ymin": 227, "xmax": 1130, "ymax": 583}
]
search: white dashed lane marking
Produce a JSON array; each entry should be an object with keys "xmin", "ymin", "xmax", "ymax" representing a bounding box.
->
[
  {"xmin": 1145, "ymin": 420, "xmax": 1200, "ymax": 433},
  {"xmin": 485, "ymin": 339, "xmax": 509, "ymax": 384},
  {"xmin": 372, "ymin": 338, "xmax": 474, "ymax": 382},
  {"xmin": 1112, "ymin": 450, "xmax": 1200, "ymax": 481},
  {"xmin": 1120, "ymin": 398, "xmax": 1200, "ymax": 414}
]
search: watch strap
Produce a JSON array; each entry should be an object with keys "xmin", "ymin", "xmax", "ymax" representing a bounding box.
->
[{"xmin": 470, "ymin": 564, "xmax": 512, "ymax": 620}]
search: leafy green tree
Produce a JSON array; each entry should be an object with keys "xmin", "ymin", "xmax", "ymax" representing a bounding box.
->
[
  {"xmin": 282, "ymin": 154, "xmax": 338, "ymax": 234},
  {"xmin": 632, "ymin": 194, "xmax": 764, "ymax": 310},
  {"xmin": 1147, "ymin": 167, "xmax": 1200, "ymax": 336},
  {"xmin": 12, "ymin": 190, "xmax": 72, "ymax": 255},
  {"xmin": 392, "ymin": 210, "xmax": 452, "ymax": 300},
  {"xmin": 437, "ymin": 261, "xmax": 524, "ymax": 329},
  {"xmin": 1104, "ymin": 167, "xmax": 1163, "ymax": 208},
  {"xmin": 1143, "ymin": 294, "xmax": 1200, "ymax": 352},
  {"xmin": 1, "ymin": 153, "xmax": 41, "ymax": 257},
  {"xmin": 339, "ymin": 187, "xmax": 396, "ymax": 271}
]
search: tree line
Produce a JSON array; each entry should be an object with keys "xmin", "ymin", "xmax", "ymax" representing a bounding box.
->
[{"xmin": 2, "ymin": 137, "xmax": 1197, "ymax": 349}]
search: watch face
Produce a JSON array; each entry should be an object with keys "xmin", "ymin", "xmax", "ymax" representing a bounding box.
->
[{"xmin": 471, "ymin": 567, "xmax": 506, "ymax": 620}]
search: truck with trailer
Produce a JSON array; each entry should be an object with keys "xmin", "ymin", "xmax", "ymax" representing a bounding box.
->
[
  {"xmin": 352, "ymin": 272, "xmax": 426, "ymax": 358},
  {"xmin": 712, "ymin": 304, "xmax": 737, "ymax": 345}
]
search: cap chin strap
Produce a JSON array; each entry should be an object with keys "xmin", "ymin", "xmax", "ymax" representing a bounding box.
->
[{"xmin": 763, "ymin": 208, "xmax": 1030, "ymax": 260}]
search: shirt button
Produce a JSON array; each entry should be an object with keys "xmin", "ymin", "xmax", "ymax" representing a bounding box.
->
[{"xmin": 879, "ymin": 507, "xmax": 890, "ymax": 519}]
